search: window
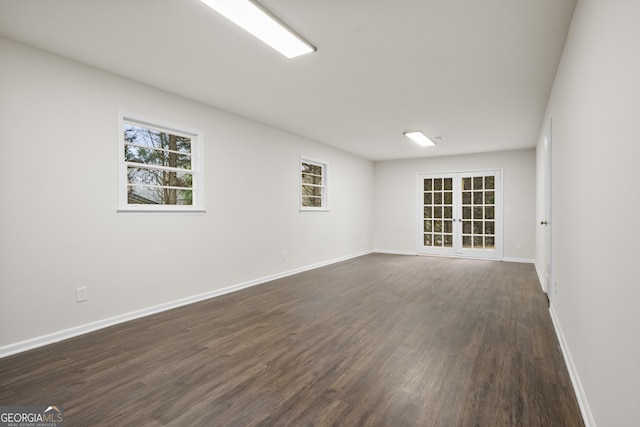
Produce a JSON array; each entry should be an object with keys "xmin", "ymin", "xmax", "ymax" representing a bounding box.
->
[
  {"xmin": 300, "ymin": 158, "xmax": 327, "ymax": 211},
  {"xmin": 118, "ymin": 114, "xmax": 204, "ymax": 212}
]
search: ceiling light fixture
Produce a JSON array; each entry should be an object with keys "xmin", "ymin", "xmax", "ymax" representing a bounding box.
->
[
  {"xmin": 404, "ymin": 131, "xmax": 436, "ymax": 147},
  {"xmin": 199, "ymin": 0, "xmax": 316, "ymax": 59}
]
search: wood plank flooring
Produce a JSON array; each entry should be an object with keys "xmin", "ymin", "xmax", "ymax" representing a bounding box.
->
[{"xmin": 0, "ymin": 254, "xmax": 584, "ymax": 426}]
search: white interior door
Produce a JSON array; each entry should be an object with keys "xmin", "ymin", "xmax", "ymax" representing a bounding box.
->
[
  {"xmin": 544, "ymin": 119, "xmax": 554, "ymax": 297},
  {"xmin": 418, "ymin": 173, "xmax": 457, "ymax": 256},
  {"xmin": 418, "ymin": 170, "xmax": 502, "ymax": 259}
]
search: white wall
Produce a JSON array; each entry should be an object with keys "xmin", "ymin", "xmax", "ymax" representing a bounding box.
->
[
  {"xmin": 535, "ymin": 0, "xmax": 640, "ymax": 425},
  {"xmin": 0, "ymin": 38, "xmax": 374, "ymax": 351},
  {"xmin": 373, "ymin": 149, "xmax": 536, "ymax": 261}
]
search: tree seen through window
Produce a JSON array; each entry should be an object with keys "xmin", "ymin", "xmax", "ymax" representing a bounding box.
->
[{"xmin": 124, "ymin": 123, "xmax": 193, "ymax": 205}]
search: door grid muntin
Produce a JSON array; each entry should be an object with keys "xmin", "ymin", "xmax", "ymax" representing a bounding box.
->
[
  {"xmin": 422, "ymin": 177, "xmax": 454, "ymax": 248},
  {"xmin": 461, "ymin": 175, "xmax": 496, "ymax": 250}
]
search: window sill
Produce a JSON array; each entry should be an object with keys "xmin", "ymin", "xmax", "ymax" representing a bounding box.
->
[
  {"xmin": 299, "ymin": 209, "xmax": 330, "ymax": 213},
  {"xmin": 117, "ymin": 208, "xmax": 206, "ymax": 215}
]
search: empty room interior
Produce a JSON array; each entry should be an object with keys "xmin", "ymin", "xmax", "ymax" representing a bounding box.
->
[{"xmin": 0, "ymin": 0, "xmax": 638, "ymax": 426}]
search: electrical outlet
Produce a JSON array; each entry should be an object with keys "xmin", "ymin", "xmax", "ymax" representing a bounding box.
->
[
  {"xmin": 76, "ymin": 286, "xmax": 88, "ymax": 303},
  {"xmin": 281, "ymin": 250, "xmax": 287, "ymax": 260}
]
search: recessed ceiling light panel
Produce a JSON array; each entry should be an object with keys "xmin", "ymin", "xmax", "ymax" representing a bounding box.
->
[
  {"xmin": 200, "ymin": 0, "xmax": 316, "ymax": 59},
  {"xmin": 404, "ymin": 131, "xmax": 436, "ymax": 147}
]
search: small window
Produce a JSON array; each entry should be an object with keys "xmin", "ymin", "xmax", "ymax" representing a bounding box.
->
[
  {"xmin": 118, "ymin": 114, "xmax": 204, "ymax": 212},
  {"xmin": 300, "ymin": 158, "xmax": 327, "ymax": 211}
]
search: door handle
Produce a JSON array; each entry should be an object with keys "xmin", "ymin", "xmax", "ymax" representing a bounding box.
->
[{"xmin": 540, "ymin": 221, "xmax": 548, "ymax": 225}]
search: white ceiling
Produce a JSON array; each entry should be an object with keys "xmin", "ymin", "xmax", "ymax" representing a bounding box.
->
[{"xmin": 0, "ymin": 0, "xmax": 576, "ymax": 161}]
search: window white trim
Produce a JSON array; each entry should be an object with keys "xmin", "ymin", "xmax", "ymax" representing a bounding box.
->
[
  {"xmin": 300, "ymin": 156, "xmax": 328, "ymax": 212},
  {"xmin": 117, "ymin": 112, "xmax": 205, "ymax": 213}
]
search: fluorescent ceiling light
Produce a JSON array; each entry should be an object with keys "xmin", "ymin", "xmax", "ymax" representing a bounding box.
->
[
  {"xmin": 404, "ymin": 131, "xmax": 436, "ymax": 147},
  {"xmin": 200, "ymin": 0, "xmax": 316, "ymax": 59}
]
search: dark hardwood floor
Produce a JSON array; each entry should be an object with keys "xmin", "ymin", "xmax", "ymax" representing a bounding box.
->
[{"xmin": 0, "ymin": 254, "xmax": 584, "ymax": 426}]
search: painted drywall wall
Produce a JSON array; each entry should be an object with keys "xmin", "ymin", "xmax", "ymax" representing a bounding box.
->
[
  {"xmin": 536, "ymin": 0, "xmax": 640, "ymax": 425},
  {"xmin": 373, "ymin": 149, "xmax": 536, "ymax": 261},
  {"xmin": 0, "ymin": 38, "xmax": 374, "ymax": 349}
]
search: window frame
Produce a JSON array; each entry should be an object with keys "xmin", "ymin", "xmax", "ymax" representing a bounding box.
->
[
  {"xmin": 300, "ymin": 157, "xmax": 328, "ymax": 212},
  {"xmin": 117, "ymin": 112, "xmax": 205, "ymax": 213}
]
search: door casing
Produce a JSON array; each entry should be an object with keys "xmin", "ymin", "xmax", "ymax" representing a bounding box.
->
[{"xmin": 417, "ymin": 169, "xmax": 503, "ymax": 260}]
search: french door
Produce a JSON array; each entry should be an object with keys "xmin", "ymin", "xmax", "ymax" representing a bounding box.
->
[{"xmin": 418, "ymin": 170, "xmax": 502, "ymax": 259}]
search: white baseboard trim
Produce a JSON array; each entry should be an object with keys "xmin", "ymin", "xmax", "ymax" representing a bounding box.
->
[
  {"xmin": 549, "ymin": 305, "xmax": 595, "ymax": 427},
  {"xmin": 0, "ymin": 250, "xmax": 374, "ymax": 359},
  {"xmin": 372, "ymin": 249, "xmax": 418, "ymax": 256},
  {"xmin": 372, "ymin": 251, "xmax": 536, "ymax": 264},
  {"xmin": 534, "ymin": 261, "xmax": 548, "ymax": 293},
  {"xmin": 502, "ymin": 257, "xmax": 535, "ymax": 264}
]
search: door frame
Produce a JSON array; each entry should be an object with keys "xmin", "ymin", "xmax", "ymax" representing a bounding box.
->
[
  {"xmin": 544, "ymin": 119, "xmax": 554, "ymax": 298},
  {"xmin": 416, "ymin": 169, "xmax": 504, "ymax": 260}
]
